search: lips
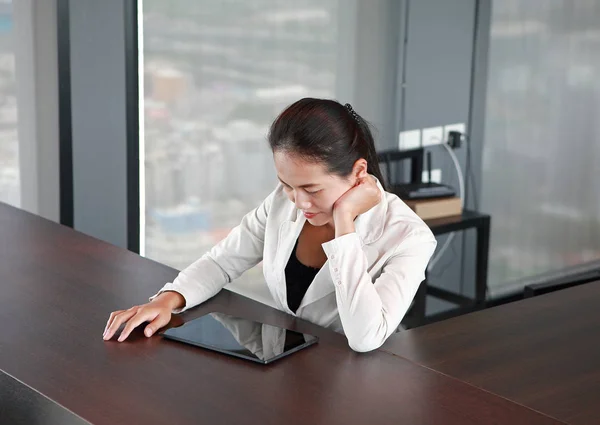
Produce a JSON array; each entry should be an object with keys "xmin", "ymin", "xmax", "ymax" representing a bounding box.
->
[{"xmin": 303, "ymin": 212, "xmax": 319, "ymax": 218}]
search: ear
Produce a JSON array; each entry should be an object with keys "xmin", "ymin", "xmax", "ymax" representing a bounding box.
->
[{"xmin": 352, "ymin": 158, "xmax": 368, "ymax": 180}]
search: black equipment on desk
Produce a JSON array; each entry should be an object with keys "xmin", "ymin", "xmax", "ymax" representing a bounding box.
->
[
  {"xmin": 391, "ymin": 182, "xmax": 455, "ymax": 200},
  {"xmin": 381, "ymin": 150, "xmax": 455, "ymax": 200}
]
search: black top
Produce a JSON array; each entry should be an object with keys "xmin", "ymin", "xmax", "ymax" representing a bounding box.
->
[{"xmin": 285, "ymin": 239, "xmax": 321, "ymax": 313}]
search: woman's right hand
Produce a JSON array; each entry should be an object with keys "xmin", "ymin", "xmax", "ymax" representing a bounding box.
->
[{"xmin": 103, "ymin": 291, "xmax": 185, "ymax": 342}]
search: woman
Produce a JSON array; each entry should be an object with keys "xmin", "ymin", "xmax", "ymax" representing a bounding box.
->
[{"xmin": 103, "ymin": 98, "xmax": 437, "ymax": 352}]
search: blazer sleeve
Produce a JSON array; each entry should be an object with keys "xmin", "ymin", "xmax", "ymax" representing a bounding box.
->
[
  {"xmin": 321, "ymin": 228, "xmax": 437, "ymax": 352},
  {"xmin": 149, "ymin": 186, "xmax": 278, "ymax": 313}
]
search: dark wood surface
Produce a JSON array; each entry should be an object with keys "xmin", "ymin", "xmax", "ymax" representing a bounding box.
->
[
  {"xmin": 383, "ymin": 280, "xmax": 600, "ymax": 425},
  {"xmin": 1, "ymin": 371, "xmax": 91, "ymax": 425},
  {"xmin": 0, "ymin": 202, "xmax": 565, "ymax": 425}
]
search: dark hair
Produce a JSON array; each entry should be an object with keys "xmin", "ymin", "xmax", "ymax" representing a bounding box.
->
[{"xmin": 268, "ymin": 98, "xmax": 386, "ymax": 190}]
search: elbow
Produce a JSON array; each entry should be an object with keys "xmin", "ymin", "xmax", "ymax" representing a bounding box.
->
[
  {"xmin": 347, "ymin": 335, "xmax": 384, "ymax": 353},
  {"xmin": 344, "ymin": 316, "xmax": 390, "ymax": 353}
]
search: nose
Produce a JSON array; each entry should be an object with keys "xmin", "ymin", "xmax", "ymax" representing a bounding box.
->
[{"xmin": 294, "ymin": 191, "xmax": 312, "ymax": 210}]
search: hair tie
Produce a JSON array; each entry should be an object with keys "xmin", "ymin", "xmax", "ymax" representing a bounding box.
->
[{"xmin": 344, "ymin": 103, "xmax": 360, "ymax": 123}]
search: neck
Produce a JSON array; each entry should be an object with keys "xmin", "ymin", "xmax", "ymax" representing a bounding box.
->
[{"xmin": 306, "ymin": 220, "xmax": 336, "ymax": 239}]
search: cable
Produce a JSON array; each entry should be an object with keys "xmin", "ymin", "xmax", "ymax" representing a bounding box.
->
[
  {"xmin": 427, "ymin": 234, "xmax": 457, "ymax": 278},
  {"xmin": 464, "ymin": 134, "xmax": 479, "ymax": 210},
  {"xmin": 427, "ymin": 141, "xmax": 465, "ymax": 270},
  {"xmin": 429, "ymin": 233, "xmax": 455, "ymax": 270},
  {"xmin": 442, "ymin": 141, "xmax": 465, "ymax": 208}
]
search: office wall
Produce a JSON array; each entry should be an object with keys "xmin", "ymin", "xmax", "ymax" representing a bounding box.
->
[
  {"xmin": 399, "ymin": 0, "xmax": 490, "ymax": 311},
  {"xmin": 68, "ymin": 0, "xmax": 128, "ymax": 248},
  {"xmin": 352, "ymin": 0, "xmax": 403, "ymax": 151}
]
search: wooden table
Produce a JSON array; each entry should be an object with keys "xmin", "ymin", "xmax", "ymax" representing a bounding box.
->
[
  {"xmin": 383, "ymin": 280, "xmax": 600, "ymax": 425},
  {"xmin": 0, "ymin": 202, "xmax": 564, "ymax": 425}
]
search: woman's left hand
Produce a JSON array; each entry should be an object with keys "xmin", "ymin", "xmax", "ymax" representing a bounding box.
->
[{"xmin": 333, "ymin": 175, "xmax": 382, "ymax": 222}]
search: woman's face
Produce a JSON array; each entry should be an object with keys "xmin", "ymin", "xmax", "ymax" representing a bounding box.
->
[{"xmin": 273, "ymin": 151, "xmax": 362, "ymax": 228}]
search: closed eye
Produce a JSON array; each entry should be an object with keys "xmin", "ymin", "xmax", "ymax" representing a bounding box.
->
[{"xmin": 281, "ymin": 183, "xmax": 320, "ymax": 194}]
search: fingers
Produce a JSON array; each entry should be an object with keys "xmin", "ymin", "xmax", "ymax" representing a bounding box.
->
[
  {"xmin": 104, "ymin": 309, "xmax": 126, "ymax": 336},
  {"xmin": 103, "ymin": 308, "xmax": 137, "ymax": 341},
  {"xmin": 144, "ymin": 313, "xmax": 170, "ymax": 337},
  {"xmin": 117, "ymin": 309, "xmax": 159, "ymax": 342}
]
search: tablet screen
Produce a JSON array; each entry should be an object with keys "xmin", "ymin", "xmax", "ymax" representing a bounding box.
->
[{"xmin": 161, "ymin": 312, "xmax": 318, "ymax": 364}]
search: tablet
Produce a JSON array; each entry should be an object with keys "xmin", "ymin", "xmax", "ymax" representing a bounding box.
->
[{"xmin": 161, "ymin": 312, "xmax": 318, "ymax": 364}]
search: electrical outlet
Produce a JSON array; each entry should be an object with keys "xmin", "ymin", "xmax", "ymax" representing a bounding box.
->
[
  {"xmin": 399, "ymin": 129, "xmax": 421, "ymax": 150},
  {"xmin": 422, "ymin": 126, "xmax": 444, "ymax": 147},
  {"xmin": 422, "ymin": 168, "xmax": 442, "ymax": 184},
  {"xmin": 443, "ymin": 123, "xmax": 466, "ymax": 142}
]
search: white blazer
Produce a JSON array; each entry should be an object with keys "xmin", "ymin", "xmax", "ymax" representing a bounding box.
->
[{"xmin": 152, "ymin": 177, "xmax": 437, "ymax": 352}]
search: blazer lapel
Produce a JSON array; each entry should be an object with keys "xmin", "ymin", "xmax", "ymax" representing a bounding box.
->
[
  {"xmin": 296, "ymin": 264, "xmax": 335, "ymax": 311},
  {"xmin": 272, "ymin": 210, "xmax": 306, "ymax": 313}
]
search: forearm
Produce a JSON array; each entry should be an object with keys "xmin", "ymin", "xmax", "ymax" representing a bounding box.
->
[
  {"xmin": 323, "ymin": 233, "xmax": 389, "ymax": 352},
  {"xmin": 323, "ymin": 228, "xmax": 437, "ymax": 352}
]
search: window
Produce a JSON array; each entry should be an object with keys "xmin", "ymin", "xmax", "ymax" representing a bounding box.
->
[
  {"xmin": 482, "ymin": 0, "xmax": 600, "ymax": 295},
  {"xmin": 0, "ymin": 0, "xmax": 19, "ymax": 207},
  {"xmin": 139, "ymin": 0, "xmax": 343, "ymax": 303}
]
